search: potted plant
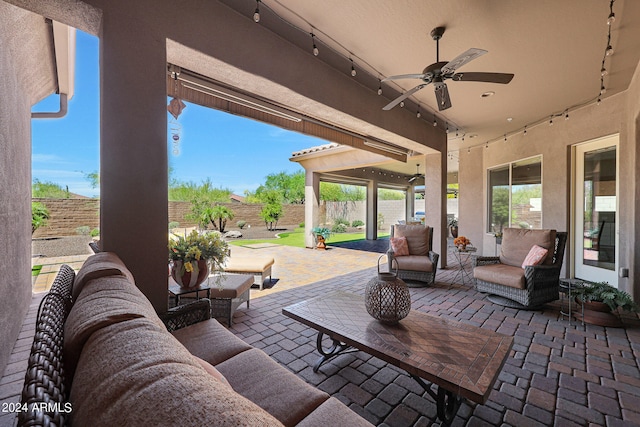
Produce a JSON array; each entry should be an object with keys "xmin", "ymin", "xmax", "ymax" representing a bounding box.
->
[
  {"xmin": 168, "ymin": 230, "xmax": 229, "ymax": 288},
  {"xmin": 448, "ymin": 218, "xmax": 459, "ymax": 238},
  {"xmin": 311, "ymin": 226, "xmax": 331, "ymax": 250},
  {"xmin": 574, "ymin": 281, "xmax": 639, "ymax": 327}
]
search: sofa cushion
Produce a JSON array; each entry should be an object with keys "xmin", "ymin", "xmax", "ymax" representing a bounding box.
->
[
  {"xmin": 474, "ymin": 264, "xmax": 526, "ymax": 289},
  {"xmin": 499, "ymin": 228, "xmax": 556, "ymax": 267},
  {"xmin": 193, "ymin": 355, "xmax": 231, "ymax": 388},
  {"xmin": 72, "ymin": 252, "xmax": 135, "ymax": 301},
  {"xmin": 393, "ymin": 255, "xmax": 434, "ymax": 272},
  {"xmin": 390, "ymin": 236, "xmax": 410, "ymax": 256},
  {"xmin": 64, "ymin": 275, "xmax": 165, "ymax": 376},
  {"xmin": 70, "ymin": 318, "xmax": 284, "ymax": 427},
  {"xmin": 297, "ymin": 397, "xmax": 373, "ymax": 427},
  {"xmin": 393, "ymin": 225, "xmax": 430, "ymax": 255},
  {"xmin": 522, "ymin": 245, "xmax": 549, "ymax": 268},
  {"xmin": 216, "ymin": 348, "xmax": 329, "ymax": 426},
  {"xmin": 172, "ymin": 318, "xmax": 252, "ymax": 365}
]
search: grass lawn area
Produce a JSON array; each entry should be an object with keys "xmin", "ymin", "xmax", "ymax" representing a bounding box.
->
[{"xmin": 228, "ymin": 227, "xmax": 389, "ymax": 248}]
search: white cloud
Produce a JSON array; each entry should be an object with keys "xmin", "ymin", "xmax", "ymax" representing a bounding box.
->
[{"xmin": 32, "ymin": 153, "xmax": 70, "ymax": 165}]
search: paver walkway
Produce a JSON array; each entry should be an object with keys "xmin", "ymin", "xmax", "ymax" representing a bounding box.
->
[{"xmin": 3, "ymin": 244, "xmax": 640, "ymax": 426}]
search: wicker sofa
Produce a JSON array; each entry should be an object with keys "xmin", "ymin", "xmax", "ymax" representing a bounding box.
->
[
  {"xmin": 19, "ymin": 252, "xmax": 371, "ymax": 427},
  {"xmin": 387, "ymin": 224, "xmax": 439, "ymax": 286},
  {"xmin": 473, "ymin": 228, "xmax": 567, "ymax": 308}
]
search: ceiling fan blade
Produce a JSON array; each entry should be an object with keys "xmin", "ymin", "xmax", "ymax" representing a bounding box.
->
[
  {"xmin": 382, "ymin": 73, "xmax": 427, "ymax": 82},
  {"xmin": 434, "ymin": 82, "xmax": 452, "ymax": 111},
  {"xmin": 408, "ymin": 175, "xmax": 417, "ymax": 183},
  {"xmin": 441, "ymin": 48, "xmax": 487, "ymax": 75},
  {"xmin": 382, "ymin": 84, "xmax": 427, "ymax": 110},
  {"xmin": 452, "ymin": 72, "xmax": 514, "ymax": 84}
]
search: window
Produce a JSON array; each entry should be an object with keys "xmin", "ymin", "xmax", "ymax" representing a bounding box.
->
[{"xmin": 488, "ymin": 156, "xmax": 542, "ymax": 233}]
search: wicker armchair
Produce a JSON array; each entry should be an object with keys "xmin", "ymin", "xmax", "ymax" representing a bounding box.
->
[
  {"xmin": 473, "ymin": 229, "xmax": 567, "ymax": 308},
  {"xmin": 387, "ymin": 224, "xmax": 439, "ymax": 287}
]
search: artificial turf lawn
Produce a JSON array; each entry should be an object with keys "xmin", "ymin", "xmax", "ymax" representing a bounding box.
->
[{"xmin": 228, "ymin": 228, "xmax": 389, "ymax": 248}]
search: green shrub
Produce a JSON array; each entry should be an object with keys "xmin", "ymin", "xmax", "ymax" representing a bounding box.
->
[
  {"xmin": 169, "ymin": 221, "xmax": 180, "ymax": 231},
  {"xmin": 299, "ymin": 222, "xmax": 305, "ymax": 228},
  {"xmin": 351, "ymin": 220, "xmax": 364, "ymax": 227},
  {"xmin": 332, "ymin": 223, "xmax": 347, "ymax": 233},
  {"xmin": 31, "ymin": 202, "xmax": 50, "ymax": 234},
  {"xmin": 334, "ymin": 217, "xmax": 350, "ymax": 226},
  {"xmin": 236, "ymin": 220, "xmax": 247, "ymax": 229},
  {"xmin": 90, "ymin": 228, "xmax": 100, "ymax": 237},
  {"xmin": 76, "ymin": 226, "xmax": 90, "ymax": 236}
]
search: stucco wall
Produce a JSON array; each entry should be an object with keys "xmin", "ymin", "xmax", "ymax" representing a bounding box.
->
[
  {"xmin": 459, "ymin": 88, "xmax": 637, "ymax": 296},
  {"xmin": 0, "ymin": 3, "xmax": 56, "ymax": 379}
]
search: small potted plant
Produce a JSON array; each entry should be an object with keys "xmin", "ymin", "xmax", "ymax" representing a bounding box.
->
[
  {"xmin": 168, "ymin": 230, "xmax": 229, "ymax": 288},
  {"xmin": 574, "ymin": 281, "xmax": 639, "ymax": 327},
  {"xmin": 453, "ymin": 236, "xmax": 470, "ymax": 250},
  {"xmin": 448, "ymin": 218, "xmax": 459, "ymax": 238},
  {"xmin": 311, "ymin": 226, "xmax": 331, "ymax": 250}
]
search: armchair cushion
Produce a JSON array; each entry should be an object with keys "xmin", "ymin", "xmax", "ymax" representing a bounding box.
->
[
  {"xmin": 499, "ymin": 228, "xmax": 556, "ymax": 267},
  {"xmin": 393, "ymin": 255, "xmax": 435, "ymax": 272},
  {"xmin": 393, "ymin": 225, "xmax": 431, "ymax": 255},
  {"xmin": 474, "ymin": 264, "xmax": 525, "ymax": 290},
  {"xmin": 522, "ymin": 245, "xmax": 549, "ymax": 268},
  {"xmin": 390, "ymin": 236, "xmax": 409, "ymax": 256}
]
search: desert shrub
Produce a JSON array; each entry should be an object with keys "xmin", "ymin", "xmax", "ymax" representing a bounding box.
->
[
  {"xmin": 90, "ymin": 228, "xmax": 100, "ymax": 237},
  {"xmin": 32, "ymin": 202, "xmax": 50, "ymax": 234},
  {"xmin": 76, "ymin": 226, "xmax": 90, "ymax": 236},
  {"xmin": 236, "ymin": 220, "xmax": 247, "ymax": 229},
  {"xmin": 351, "ymin": 219, "xmax": 364, "ymax": 227},
  {"xmin": 332, "ymin": 223, "xmax": 347, "ymax": 233},
  {"xmin": 169, "ymin": 221, "xmax": 180, "ymax": 231},
  {"xmin": 299, "ymin": 222, "xmax": 305, "ymax": 228},
  {"xmin": 334, "ymin": 217, "xmax": 350, "ymax": 226}
]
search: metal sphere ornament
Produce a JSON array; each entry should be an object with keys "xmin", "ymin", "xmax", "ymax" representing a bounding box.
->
[{"xmin": 365, "ymin": 256, "xmax": 411, "ymax": 324}]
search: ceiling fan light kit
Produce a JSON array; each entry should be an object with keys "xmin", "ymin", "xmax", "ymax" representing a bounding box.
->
[{"xmin": 382, "ymin": 26, "xmax": 514, "ymax": 112}]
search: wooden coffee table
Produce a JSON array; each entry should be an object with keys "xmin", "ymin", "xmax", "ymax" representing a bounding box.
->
[{"xmin": 282, "ymin": 291, "xmax": 513, "ymax": 426}]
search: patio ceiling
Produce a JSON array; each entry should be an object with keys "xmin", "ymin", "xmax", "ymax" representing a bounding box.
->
[{"xmin": 214, "ymin": 0, "xmax": 640, "ymax": 172}]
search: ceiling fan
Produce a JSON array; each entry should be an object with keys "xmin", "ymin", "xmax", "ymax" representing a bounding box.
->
[
  {"xmin": 408, "ymin": 164, "xmax": 424, "ymax": 183},
  {"xmin": 382, "ymin": 27, "xmax": 514, "ymax": 112}
]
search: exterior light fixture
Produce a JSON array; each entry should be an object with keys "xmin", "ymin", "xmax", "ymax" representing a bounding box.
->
[{"xmin": 253, "ymin": 0, "xmax": 261, "ymax": 22}]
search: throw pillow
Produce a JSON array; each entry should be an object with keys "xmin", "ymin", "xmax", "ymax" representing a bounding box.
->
[
  {"xmin": 390, "ymin": 236, "xmax": 410, "ymax": 256},
  {"xmin": 522, "ymin": 245, "xmax": 549, "ymax": 268}
]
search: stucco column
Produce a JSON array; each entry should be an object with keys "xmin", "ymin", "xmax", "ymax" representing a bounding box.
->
[
  {"xmin": 98, "ymin": 14, "xmax": 169, "ymax": 311},
  {"xmin": 304, "ymin": 170, "xmax": 320, "ymax": 248},
  {"xmin": 424, "ymin": 152, "xmax": 447, "ymax": 268},
  {"xmin": 366, "ymin": 179, "xmax": 379, "ymax": 240}
]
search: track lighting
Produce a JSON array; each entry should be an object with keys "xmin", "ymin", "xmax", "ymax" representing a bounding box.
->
[
  {"xmin": 445, "ymin": 122, "xmax": 449, "ymax": 133},
  {"xmin": 600, "ymin": 85, "xmax": 606, "ymax": 95},
  {"xmin": 377, "ymin": 80, "xmax": 383, "ymax": 95},
  {"xmin": 400, "ymin": 101, "xmax": 404, "ymax": 108},
  {"xmin": 523, "ymin": 126, "xmax": 527, "ymax": 136},
  {"xmin": 606, "ymin": 45, "xmax": 614, "ymax": 56},
  {"xmin": 601, "ymin": 67, "xmax": 608, "ymax": 76},
  {"xmin": 311, "ymin": 33, "xmax": 319, "ymax": 56},
  {"xmin": 608, "ymin": 12, "xmax": 615, "ymax": 25},
  {"xmin": 253, "ymin": 0, "xmax": 260, "ymax": 22},
  {"xmin": 565, "ymin": 111, "xmax": 570, "ymax": 120},
  {"xmin": 597, "ymin": 97, "xmax": 602, "ymax": 105},
  {"xmin": 504, "ymin": 134, "xmax": 507, "ymax": 142},
  {"xmin": 416, "ymin": 110, "xmax": 421, "ymax": 118},
  {"xmin": 350, "ymin": 59, "xmax": 356, "ymax": 76},
  {"xmin": 549, "ymin": 116, "xmax": 553, "ymax": 126},
  {"xmin": 433, "ymin": 115, "xmax": 437, "ymax": 126}
]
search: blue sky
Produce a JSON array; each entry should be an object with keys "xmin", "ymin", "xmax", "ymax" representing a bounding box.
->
[{"xmin": 32, "ymin": 30, "xmax": 322, "ymax": 198}]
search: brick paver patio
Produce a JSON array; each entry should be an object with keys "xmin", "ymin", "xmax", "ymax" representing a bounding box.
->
[{"xmin": 2, "ymin": 243, "xmax": 640, "ymax": 426}]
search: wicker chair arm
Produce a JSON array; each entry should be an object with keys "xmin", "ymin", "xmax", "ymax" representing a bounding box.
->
[
  {"xmin": 428, "ymin": 251, "xmax": 440, "ymax": 268},
  {"xmin": 524, "ymin": 264, "xmax": 561, "ymax": 284},
  {"xmin": 160, "ymin": 298, "xmax": 212, "ymax": 332},
  {"xmin": 473, "ymin": 256, "xmax": 501, "ymax": 267}
]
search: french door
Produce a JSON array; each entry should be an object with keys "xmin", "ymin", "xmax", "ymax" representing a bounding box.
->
[{"xmin": 573, "ymin": 135, "xmax": 619, "ymax": 286}]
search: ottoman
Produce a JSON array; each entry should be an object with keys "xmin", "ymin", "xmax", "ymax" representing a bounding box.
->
[
  {"xmin": 224, "ymin": 256, "xmax": 275, "ymax": 290},
  {"xmin": 209, "ymin": 273, "xmax": 254, "ymax": 326}
]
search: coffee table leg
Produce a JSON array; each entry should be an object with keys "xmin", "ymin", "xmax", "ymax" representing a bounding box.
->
[
  {"xmin": 313, "ymin": 332, "xmax": 355, "ymax": 373},
  {"xmin": 411, "ymin": 375, "xmax": 463, "ymax": 426}
]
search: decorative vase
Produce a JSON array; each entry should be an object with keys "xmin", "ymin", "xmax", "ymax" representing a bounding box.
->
[
  {"xmin": 171, "ymin": 259, "xmax": 209, "ymax": 288},
  {"xmin": 365, "ymin": 256, "xmax": 411, "ymax": 325},
  {"xmin": 450, "ymin": 226, "xmax": 458, "ymax": 238}
]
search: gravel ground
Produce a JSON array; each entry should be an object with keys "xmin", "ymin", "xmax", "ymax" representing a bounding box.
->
[{"xmin": 32, "ymin": 225, "xmax": 298, "ymax": 258}]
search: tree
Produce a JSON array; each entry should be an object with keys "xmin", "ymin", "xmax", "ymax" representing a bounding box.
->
[
  {"xmin": 85, "ymin": 171, "xmax": 99, "ymax": 189},
  {"xmin": 170, "ymin": 178, "xmax": 231, "ymax": 202},
  {"xmin": 320, "ymin": 183, "xmax": 365, "ymax": 201},
  {"xmin": 32, "ymin": 202, "xmax": 50, "ymax": 234},
  {"xmin": 209, "ymin": 205, "xmax": 234, "ymax": 232},
  {"xmin": 379, "ymin": 189, "xmax": 405, "ymax": 200},
  {"xmin": 258, "ymin": 189, "xmax": 283, "ymax": 231},
  {"xmin": 32, "ymin": 179, "xmax": 70, "ymax": 198},
  {"xmin": 247, "ymin": 170, "xmax": 305, "ymax": 204}
]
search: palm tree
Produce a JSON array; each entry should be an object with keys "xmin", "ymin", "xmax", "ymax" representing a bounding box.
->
[{"xmin": 209, "ymin": 205, "xmax": 234, "ymax": 232}]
